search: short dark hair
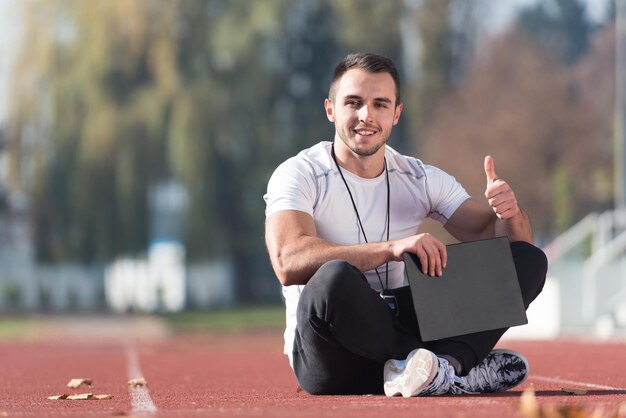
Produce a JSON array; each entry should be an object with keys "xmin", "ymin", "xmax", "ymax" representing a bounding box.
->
[{"xmin": 328, "ymin": 53, "xmax": 401, "ymax": 105}]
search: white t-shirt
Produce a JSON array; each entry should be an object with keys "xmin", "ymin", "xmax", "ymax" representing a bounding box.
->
[{"xmin": 263, "ymin": 141, "xmax": 470, "ymax": 367}]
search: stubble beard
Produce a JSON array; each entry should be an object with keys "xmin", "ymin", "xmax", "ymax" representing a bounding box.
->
[{"xmin": 338, "ymin": 129, "xmax": 389, "ymax": 157}]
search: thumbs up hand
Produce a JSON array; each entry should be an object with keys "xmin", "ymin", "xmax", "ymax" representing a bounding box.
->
[{"xmin": 484, "ymin": 155, "xmax": 519, "ymax": 220}]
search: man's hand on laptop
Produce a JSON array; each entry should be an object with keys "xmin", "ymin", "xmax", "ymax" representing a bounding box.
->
[{"xmin": 392, "ymin": 233, "xmax": 446, "ymax": 277}]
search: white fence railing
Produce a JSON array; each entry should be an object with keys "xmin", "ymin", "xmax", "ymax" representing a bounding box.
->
[{"xmin": 545, "ymin": 209, "xmax": 626, "ymax": 333}]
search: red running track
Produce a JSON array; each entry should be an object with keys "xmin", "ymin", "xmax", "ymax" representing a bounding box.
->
[{"xmin": 0, "ymin": 322, "xmax": 624, "ymax": 418}]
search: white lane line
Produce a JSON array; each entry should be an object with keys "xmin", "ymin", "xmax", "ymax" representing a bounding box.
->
[
  {"xmin": 126, "ymin": 345, "xmax": 158, "ymax": 414},
  {"xmin": 530, "ymin": 375, "xmax": 626, "ymax": 391}
]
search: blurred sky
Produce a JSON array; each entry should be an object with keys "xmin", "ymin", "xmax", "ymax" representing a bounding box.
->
[{"xmin": 0, "ymin": 0, "xmax": 612, "ymax": 125}]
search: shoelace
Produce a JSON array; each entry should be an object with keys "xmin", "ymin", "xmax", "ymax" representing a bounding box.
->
[
  {"xmin": 421, "ymin": 358, "xmax": 475, "ymax": 396},
  {"xmin": 462, "ymin": 360, "xmax": 501, "ymax": 392}
]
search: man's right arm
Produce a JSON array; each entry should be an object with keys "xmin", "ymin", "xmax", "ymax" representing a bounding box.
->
[{"xmin": 265, "ymin": 210, "xmax": 447, "ymax": 286}]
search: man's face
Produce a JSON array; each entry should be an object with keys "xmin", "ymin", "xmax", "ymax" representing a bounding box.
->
[{"xmin": 325, "ymin": 68, "xmax": 403, "ymax": 157}]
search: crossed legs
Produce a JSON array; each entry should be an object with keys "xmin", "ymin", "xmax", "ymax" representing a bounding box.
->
[{"xmin": 292, "ymin": 242, "xmax": 548, "ymax": 395}]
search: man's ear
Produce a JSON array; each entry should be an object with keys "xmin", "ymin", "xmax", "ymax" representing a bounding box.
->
[
  {"xmin": 392, "ymin": 102, "xmax": 403, "ymax": 126},
  {"xmin": 324, "ymin": 98, "xmax": 335, "ymax": 122}
]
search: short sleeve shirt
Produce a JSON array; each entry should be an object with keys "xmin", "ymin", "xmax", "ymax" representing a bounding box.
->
[{"xmin": 264, "ymin": 141, "xmax": 470, "ymax": 365}]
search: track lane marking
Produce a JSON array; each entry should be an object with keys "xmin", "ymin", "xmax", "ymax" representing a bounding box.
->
[
  {"xmin": 126, "ymin": 345, "xmax": 158, "ymax": 414},
  {"xmin": 530, "ymin": 375, "xmax": 626, "ymax": 391}
]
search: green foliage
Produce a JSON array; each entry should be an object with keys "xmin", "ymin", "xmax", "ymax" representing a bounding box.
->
[
  {"xmin": 553, "ymin": 163, "xmax": 573, "ymax": 234},
  {"xmin": 517, "ymin": 0, "xmax": 593, "ymax": 65},
  {"xmin": 161, "ymin": 305, "xmax": 285, "ymax": 333},
  {"xmin": 0, "ymin": 317, "xmax": 34, "ymax": 340},
  {"xmin": 9, "ymin": 0, "xmax": 295, "ymax": 264},
  {"xmin": 331, "ymin": 0, "xmax": 403, "ymax": 52},
  {"xmin": 2, "ymin": 281, "xmax": 22, "ymax": 308},
  {"xmin": 4, "ymin": 0, "xmax": 489, "ymax": 301}
]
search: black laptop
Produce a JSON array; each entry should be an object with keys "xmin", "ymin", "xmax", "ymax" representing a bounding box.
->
[{"xmin": 403, "ymin": 237, "xmax": 527, "ymax": 341}]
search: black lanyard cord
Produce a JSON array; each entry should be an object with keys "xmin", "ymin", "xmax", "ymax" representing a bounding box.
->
[{"xmin": 331, "ymin": 145, "xmax": 390, "ymax": 291}]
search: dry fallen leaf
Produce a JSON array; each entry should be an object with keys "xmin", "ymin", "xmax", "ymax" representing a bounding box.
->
[
  {"xmin": 48, "ymin": 394, "xmax": 70, "ymax": 400},
  {"xmin": 519, "ymin": 389, "xmax": 540, "ymax": 418},
  {"xmin": 67, "ymin": 378, "xmax": 92, "ymax": 389},
  {"xmin": 518, "ymin": 388, "xmax": 611, "ymax": 418},
  {"xmin": 67, "ymin": 393, "xmax": 94, "ymax": 400},
  {"xmin": 48, "ymin": 393, "xmax": 113, "ymax": 401},
  {"xmin": 555, "ymin": 405, "xmax": 593, "ymax": 418},
  {"xmin": 562, "ymin": 388, "xmax": 589, "ymax": 396},
  {"xmin": 127, "ymin": 378, "xmax": 147, "ymax": 387}
]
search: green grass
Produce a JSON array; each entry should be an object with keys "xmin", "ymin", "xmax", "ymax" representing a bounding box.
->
[
  {"xmin": 0, "ymin": 316, "xmax": 35, "ymax": 340},
  {"xmin": 160, "ymin": 305, "xmax": 285, "ymax": 333}
]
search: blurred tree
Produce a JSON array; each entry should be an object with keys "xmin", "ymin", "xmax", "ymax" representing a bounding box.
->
[
  {"xmin": 410, "ymin": 0, "xmax": 458, "ymax": 149},
  {"xmin": 553, "ymin": 162, "xmax": 574, "ymax": 233},
  {"xmin": 5, "ymin": 0, "xmax": 341, "ymax": 302},
  {"xmin": 517, "ymin": 0, "xmax": 593, "ymax": 65},
  {"xmin": 271, "ymin": 0, "xmax": 341, "ymax": 158},
  {"xmin": 329, "ymin": 0, "xmax": 407, "ymax": 150},
  {"xmin": 6, "ymin": 2, "xmax": 284, "ymax": 256},
  {"xmin": 7, "ymin": 0, "xmax": 613, "ymax": 303},
  {"xmin": 7, "ymin": 0, "xmax": 167, "ymax": 261},
  {"xmin": 330, "ymin": 0, "xmax": 485, "ymax": 153},
  {"xmin": 421, "ymin": 25, "xmax": 615, "ymax": 242}
]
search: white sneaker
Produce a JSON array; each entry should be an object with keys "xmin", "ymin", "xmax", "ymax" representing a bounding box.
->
[
  {"xmin": 423, "ymin": 349, "xmax": 530, "ymax": 395},
  {"xmin": 420, "ymin": 357, "xmax": 469, "ymax": 395},
  {"xmin": 384, "ymin": 348, "xmax": 529, "ymax": 397},
  {"xmin": 383, "ymin": 348, "xmax": 439, "ymax": 397}
]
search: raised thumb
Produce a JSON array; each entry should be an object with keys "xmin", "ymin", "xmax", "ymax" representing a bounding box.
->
[{"xmin": 484, "ymin": 155, "xmax": 498, "ymax": 184}]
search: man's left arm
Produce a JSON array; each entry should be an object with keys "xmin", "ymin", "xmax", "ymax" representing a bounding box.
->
[{"xmin": 444, "ymin": 155, "xmax": 533, "ymax": 244}]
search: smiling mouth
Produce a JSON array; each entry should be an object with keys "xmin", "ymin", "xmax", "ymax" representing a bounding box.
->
[{"xmin": 353, "ymin": 127, "xmax": 377, "ymax": 136}]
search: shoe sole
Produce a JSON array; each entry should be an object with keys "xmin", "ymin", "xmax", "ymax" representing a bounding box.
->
[{"xmin": 383, "ymin": 349, "xmax": 438, "ymax": 397}]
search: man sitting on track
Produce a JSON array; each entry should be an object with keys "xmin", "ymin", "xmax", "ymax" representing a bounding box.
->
[{"xmin": 264, "ymin": 52, "xmax": 547, "ymax": 396}]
